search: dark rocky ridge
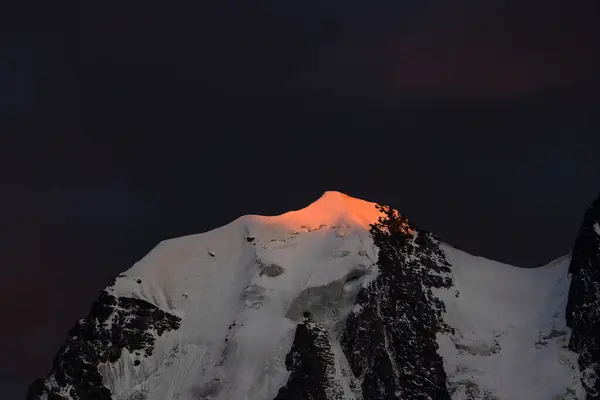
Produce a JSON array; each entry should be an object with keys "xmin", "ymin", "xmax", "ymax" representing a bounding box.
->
[
  {"xmin": 27, "ymin": 287, "xmax": 181, "ymax": 400},
  {"xmin": 341, "ymin": 205, "xmax": 453, "ymax": 399},
  {"xmin": 566, "ymin": 194, "xmax": 600, "ymax": 399},
  {"xmin": 274, "ymin": 205, "xmax": 454, "ymax": 399},
  {"xmin": 273, "ymin": 313, "xmax": 343, "ymax": 400}
]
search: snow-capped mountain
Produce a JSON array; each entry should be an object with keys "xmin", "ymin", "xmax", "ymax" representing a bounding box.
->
[{"xmin": 28, "ymin": 191, "xmax": 600, "ymax": 400}]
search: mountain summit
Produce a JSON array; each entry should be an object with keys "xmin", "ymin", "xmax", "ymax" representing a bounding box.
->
[{"xmin": 29, "ymin": 191, "xmax": 600, "ymax": 400}]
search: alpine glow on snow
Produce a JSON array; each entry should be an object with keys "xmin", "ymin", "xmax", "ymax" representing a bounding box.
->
[{"xmin": 29, "ymin": 191, "xmax": 598, "ymax": 400}]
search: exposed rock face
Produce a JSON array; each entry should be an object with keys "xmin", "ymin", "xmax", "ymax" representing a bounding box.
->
[
  {"xmin": 340, "ymin": 205, "xmax": 453, "ymax": 399},
  {"xmin": 566, "ymin": 195, "xmax": 600, "ymax": 399},
  {"xmin": 273, "ymin": 314, "xmax": 343, "ymax": 400},
  {"xmin": 275, "ymin": 205, "xmax": 453, "ymax": 399},
  {"xmin": 27, "ymin": 287, "xmax": 181, "ymax": 400}
]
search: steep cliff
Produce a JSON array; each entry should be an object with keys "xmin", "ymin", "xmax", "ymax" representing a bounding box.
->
[{"xmin": 566, "ymin": 194, "xmax": 600, "ymax": 399}]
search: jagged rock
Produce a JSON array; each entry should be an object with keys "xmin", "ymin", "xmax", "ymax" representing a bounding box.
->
[
  {"xmin": 26, "ymin": 286, "xmax": 181, "ymax": 400},
  {"xmin": 566, "ymin": 194, "xmax": 600, "ymax": 399},
  {"xmin": 273, "ymin": 315, "xmax": 343, "ymax": 400},
  {"xmin": 340, "ymin": 205, "xmax": 453, "ymax": 399}
]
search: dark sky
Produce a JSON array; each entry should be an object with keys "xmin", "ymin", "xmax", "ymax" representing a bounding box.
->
[{"xmin": 2, "ymin": 1, "xmax": 599, "ymax": 398}]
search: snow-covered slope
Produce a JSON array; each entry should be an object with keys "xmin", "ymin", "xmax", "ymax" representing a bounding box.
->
[
  {"xmin": 436, "ymin": 250, "xmax": 582, "ymax": 399},
  {"xmin": 28, "ymin": 191, "xmax": 598, "ymax": 400}
]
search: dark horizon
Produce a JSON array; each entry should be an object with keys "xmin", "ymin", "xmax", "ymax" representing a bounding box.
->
[{"xmin": 2, "ymin": 0, "xmax": 599, "ymax": 398}]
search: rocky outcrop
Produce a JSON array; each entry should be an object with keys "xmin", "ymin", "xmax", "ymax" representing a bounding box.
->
[
  {"xmin": 273, "ymin": 313, "xmax": 343, "ymax": 400},
  {"xmin": 274, "ymin": 204, "xmax": 454, "ymax": 399},
  {"xmin": 566, "ymin": 195, "xmax": 600, "ymax": 399},
  {"xmin": 27, "ymin": 288, "xmax": 181, "ymax": 400},
  {"xmin": 340, "ymin": 205, "xmax": 453, "ymax": 399}
]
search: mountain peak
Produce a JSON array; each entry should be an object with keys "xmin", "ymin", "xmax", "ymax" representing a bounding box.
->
[
  {"xmin": 318, "ymin": 190, "xmax": 351, "ymax": 201},
  {"xmin": 29, "ymin": 191, "xmax": 597, "ymax": 400},
  {"xmin": 262, "ymin": 190, "xmax": 382, "ymax": 230}
]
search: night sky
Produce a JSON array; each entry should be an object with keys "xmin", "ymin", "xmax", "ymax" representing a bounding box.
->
[{"xmin": 2, "ymin": 1, "xmax": 599, "ymax": 398}]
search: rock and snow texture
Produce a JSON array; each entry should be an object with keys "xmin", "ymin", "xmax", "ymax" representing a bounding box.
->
[
  {"xmin": 566, "ymin": 194, "xmax": 600, "ymax": 399},
  {"xmin": 28, "ymin": 191, "xmax": 381, "ymax": 400},
  {"xmin": 340, "ymin": 206, "xmax": 454, "ymax": 399},
  {"xmin": 273, "ymin": 314, "xmax": 343, "ymax": 400},
  {"xmin": 27, "ymin": 190, "xmax": 600, "ymax": 400}
]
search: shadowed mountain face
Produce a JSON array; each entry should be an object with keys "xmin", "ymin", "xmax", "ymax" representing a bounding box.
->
[
  {"xmin": 27, "ymin": 290, "xmax": 181, "ymax": 400},
  {"xmin": 25, "ymin": 191, "xmax": 600, "ymax": 400},
  {"xmin": 339, "ymin": 207, "xmax": 453, "ymax": 399},
  {"xmin": 566, "ymin": 194, "xmax": 600, "ymax": 399},
  {"xmin": 273, "ymin": 314, "xmax": 343, "ymax": 400},
  {"xmin": 273, "ymin": 206, "xmax": 453, "ymax": 399}
]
